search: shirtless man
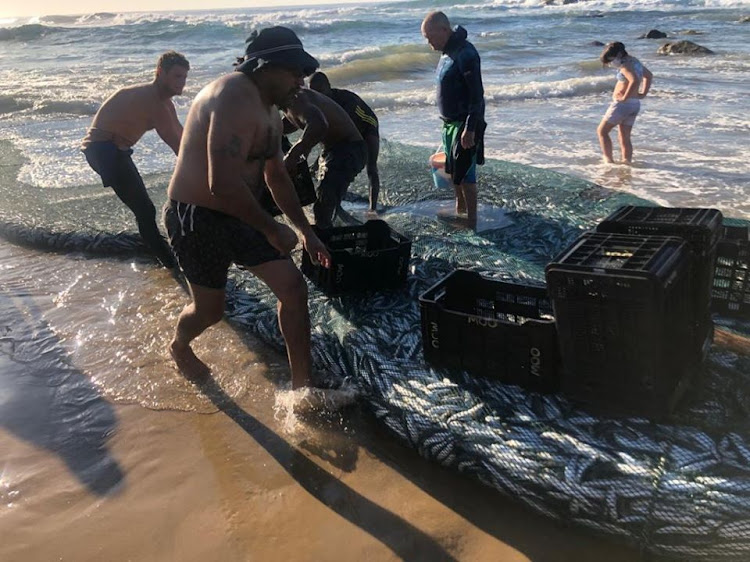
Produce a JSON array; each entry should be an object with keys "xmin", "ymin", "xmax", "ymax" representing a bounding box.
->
[
  {"xmin": 282, "ymin": 86, "xmax": 367, "ymax": 228},
  {"xmin": 163, "ymin": 27, "xmax": 331, "ymax": 388},
  {"xmin": 82, "ymin": 51, "xmax": 189, "ymax": 267},
  {"xmin": 308, "ymin": 71, "xmax": 381, "ymax": 214}
]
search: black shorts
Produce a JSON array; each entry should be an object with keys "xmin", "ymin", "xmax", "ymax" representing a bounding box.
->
[
  {"xmin": 164, "ymin": 200, "xmax": 284, "ymax": 289},
  {"xmin": 314, "ymin": 140, "xmax": 368, "ymax": 228}
]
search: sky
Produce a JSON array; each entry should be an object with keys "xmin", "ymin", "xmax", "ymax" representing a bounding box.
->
[{"xmin": 1, "ymin": 0, "xmax": 370, "ymax": 19}]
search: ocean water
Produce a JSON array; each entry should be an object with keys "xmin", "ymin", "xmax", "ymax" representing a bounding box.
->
[{"xmin": 0, "ymin": 0, "xmax": 748, "ymax": 217}]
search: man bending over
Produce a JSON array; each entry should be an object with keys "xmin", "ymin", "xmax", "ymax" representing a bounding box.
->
[
  {"xmin": 163, "ymin": 27, "xmax": 330, "ymax": 387},
  {"xmin": 308, "ymin": 71, "xmax": 381, "ymax": 214},
  {"xmin": 82, "ymin": 51, "xmax": 189, "ymax": 267},
  {"xmin": 282, "ymin": 85, "xmax": 367, "ymax": 228}
]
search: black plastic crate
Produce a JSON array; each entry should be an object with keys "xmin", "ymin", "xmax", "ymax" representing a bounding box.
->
[
  {"xmin": 301, "ymin": 220, "xmax": 410, "ymax": 295},
  {"xmin": 545, "ymin": 232, "xmax": 696, "ymax": 418},
  {"xmin": 419, "ymin": 270, "xmax": 559, "ymax": 393},
  {"xmin": 712, "ymin": 224, "xmax": 750, "ymax": 318},
  {"xmin": 596, "ymin": 206, "xmax": 723, "ymax": 317}
]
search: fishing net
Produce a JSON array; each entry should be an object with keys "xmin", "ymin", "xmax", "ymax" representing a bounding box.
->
[{"xmin": 2, "ymin": 139, "xmax": 750, "ymax": 560}]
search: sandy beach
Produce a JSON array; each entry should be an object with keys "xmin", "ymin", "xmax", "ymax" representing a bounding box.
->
[{"xmin": 0, "ymin": 241, "xmax": 644, "ymax": 562}]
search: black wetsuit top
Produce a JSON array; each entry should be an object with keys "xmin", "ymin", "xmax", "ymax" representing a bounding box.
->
[{"xmin": 330, "ymin": 88, "xmax": 379, "ymax": 138}]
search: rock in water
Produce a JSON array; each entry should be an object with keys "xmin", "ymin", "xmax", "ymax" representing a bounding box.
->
[
  {"xmin": 658, "ymin": 40, "xmax": 715, "ymax": 55},
  {"xmin": 640, "ymin": 29, "xmax": 667, "ymax": 39}
]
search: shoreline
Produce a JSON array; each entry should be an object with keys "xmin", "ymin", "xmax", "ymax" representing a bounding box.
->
[{"xmin": 0, "ymin": 239, "xmax": 643, "ymax": 561}]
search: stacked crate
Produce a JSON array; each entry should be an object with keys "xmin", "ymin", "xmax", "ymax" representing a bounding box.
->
[
  {"xmin": 414, "ymin": 204, "xmax": 736, "ymax": 417},
  {"xmin": 596, "ymin": 206, "xmax": 722, "ymax": 364},
  {"xmin": 545, "ymin": 232, "xmax": 694, "ymax": 417},
  {"xmin": 712, "ymin": 224, "xmax": 750, "ymax": 318}
]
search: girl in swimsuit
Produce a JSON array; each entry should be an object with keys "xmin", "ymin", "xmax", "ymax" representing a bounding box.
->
[{"xmin": 597, "ymin": 42, "xmax": 653, "ymax": 164}]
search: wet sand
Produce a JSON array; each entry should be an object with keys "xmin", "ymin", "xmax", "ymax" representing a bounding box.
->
[
  {"xmin": 1, "ymin": 387, "xmax": 642, "ymax": 562},
  {"xmin": 0, "ymin": 241, "xmax": 641, "ymax": 561}
]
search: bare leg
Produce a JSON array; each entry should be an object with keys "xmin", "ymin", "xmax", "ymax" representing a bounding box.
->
[
  {"xmin": 169, "ymin": 282, "xmax": 225, "ymax": 379},
  {"xmin": 618, "ymin": 124, "xmax": 634, "ymax": 164},
  {"xmin": 597, "ymin": 119, "xmax": 616, "ymax": 164},
  {"xmin": 250, "ymin": 259, "xmax": 312, "ymax": 389},
  {"xmin": 461, "ymin": 182, "xmax": 477, "ymax": 230},
  {"xmin": 454, "ymin": 183, "xmax": 467, "ymax": 216},
  {"xmin": 365, "ymin": 133, "xmax": 381, "ymax": 212}
]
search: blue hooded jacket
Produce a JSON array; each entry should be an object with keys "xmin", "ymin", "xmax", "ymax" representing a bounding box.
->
[{"xmin": 436, "ymin": 26, "xmax": 485, "ymax": 132}]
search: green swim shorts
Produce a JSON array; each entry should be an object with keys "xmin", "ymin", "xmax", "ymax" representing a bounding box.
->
[{"xmin": 441, "ymin": 120, "xmax": 477, "ymax": 184}]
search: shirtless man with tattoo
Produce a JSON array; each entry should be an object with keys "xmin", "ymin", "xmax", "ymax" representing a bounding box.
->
[{"xmin": 164, "ymin": 27, "xmax": 331, "ymax": 387}]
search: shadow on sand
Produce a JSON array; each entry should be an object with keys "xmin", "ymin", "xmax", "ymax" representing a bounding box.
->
[
  {"xmin": 0, "ymin": 291, "xmax": 124, "ymax": 495},
  {"xmin": 194, "ymin": 374, "xmax": 457, "ymax": 562}
]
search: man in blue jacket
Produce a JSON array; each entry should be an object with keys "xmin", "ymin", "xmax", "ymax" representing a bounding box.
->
[{"xmin": 421, "ymin": 11, "xmax": 485, "ymax": 229}]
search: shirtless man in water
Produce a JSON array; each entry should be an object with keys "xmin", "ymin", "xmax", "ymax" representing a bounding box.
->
[
  {"xmin": 82, "ymin": 51, "xmax": 189, "ymax": 267},
  {"xmin": 282, "ymin": 86, "xmax": 367, "ymax": 228},
  {"xmin": 163, "ymin": 27, "xmax": 331, "ymax": 387}
]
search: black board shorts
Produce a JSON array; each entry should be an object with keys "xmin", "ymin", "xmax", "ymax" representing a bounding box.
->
[
  {"xmin": 314, "ymin": 139, "xmax": 368, "ymax": 228},
  {"xmin": 164, "ymin": 199, "xmax": 284, "ymax": 289}
]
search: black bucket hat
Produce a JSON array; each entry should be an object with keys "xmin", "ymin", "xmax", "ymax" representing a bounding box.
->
[{"xmin": 236, "ymin": 26, "xmax": 319, "ymax": 77}]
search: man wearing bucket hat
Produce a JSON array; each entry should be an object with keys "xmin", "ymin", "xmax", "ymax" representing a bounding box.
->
[{"xmin": 164, "ymin": 27, "xmax": 331, "ymax": 389}]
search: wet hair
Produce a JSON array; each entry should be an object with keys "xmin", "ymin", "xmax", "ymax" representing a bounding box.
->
[
  {"xmin": 308, "ymin": 71, "xmax": 331, "ymax": 91},
  {"xmin": 156, "ymin": 51, "xmax": 190, "ymax": 76},
  {"xmin": 600, "ymin": 42, "xmax": 628, "ymax": 65}
]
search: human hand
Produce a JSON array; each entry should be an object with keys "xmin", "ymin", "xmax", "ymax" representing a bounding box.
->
[
  {"xmin": 303, "ymin": 232, "xmax": 331, "ymax": 268},
  {"xmin": 266, "ymin": 223, "xmax": 299, "ymax": 256},
  {"xmin": 460, "ymin": 128, "xmax": 476, "ymax": 149}
]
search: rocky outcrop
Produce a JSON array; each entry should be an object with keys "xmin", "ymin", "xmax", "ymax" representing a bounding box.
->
[
  {"xmin": 657, "ymin": 40, "xmax": 715, "ymax": 55},
  {"xmin": 639, "ymin": 29, "xmax": 667, "ymax": 39},
  {"xmin": 678, "ymin": 29, "xmax": 704, "ymax": 35},
  {"xmin": 739, "ymin": 16, "xmax": 750, "ymax": 23}
]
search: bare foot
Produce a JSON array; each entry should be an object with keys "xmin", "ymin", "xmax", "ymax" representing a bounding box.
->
[
  {"xmin": 295, "ymin": 387, "xmax": 358, "ymax": 413},
  {"xmin": 169, "ymin": 340, "xmax": 211, "ymax": 380},
  {"xmin": 277, "ymin": 386, "xmax": 357, "ymax": 414},
  {"xmin": 438, "ymin": 213, "xmax": 476, "ymax": 231},
  {"xmin": 602, "ymin": 157, "xmax": 615, "ymax": 164}
]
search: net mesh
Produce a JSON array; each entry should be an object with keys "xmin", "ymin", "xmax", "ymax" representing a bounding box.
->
[{"xmin": 2, "ymin": 139, "xmax": 750, "ymax": 559}]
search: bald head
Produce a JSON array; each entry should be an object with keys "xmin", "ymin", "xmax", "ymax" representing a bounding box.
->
[
  {"xmin": 421, "ymin": 11, "xmax": 452, "ymax": 52},
  {"xmin": 422, "ymin": 11, "xmax": 450, "ymax": 31}
]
